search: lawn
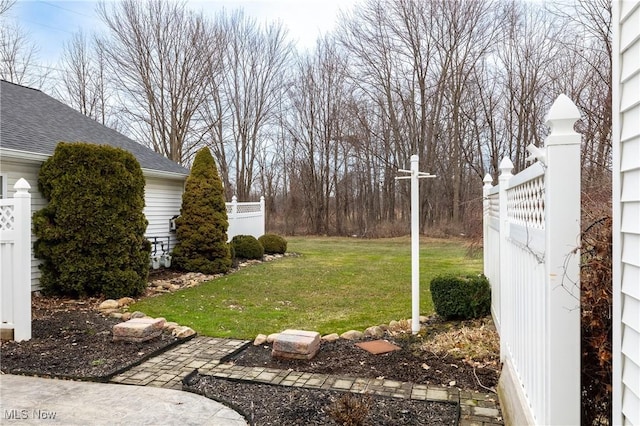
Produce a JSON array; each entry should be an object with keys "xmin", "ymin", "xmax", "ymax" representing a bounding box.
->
[{"xmin": 131, "ymin": 236, "xmax": 482, "ymax": 339}]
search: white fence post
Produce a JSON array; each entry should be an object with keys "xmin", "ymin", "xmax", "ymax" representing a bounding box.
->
[
  {"xmin": 259, "ymin": 196, "xmax": 265, "ymax": 236},
  {"xmin": 498, "ymin": 157, "xmax": 513, "ymax": 363},
  {"xmin": 543, "ymin": 94, "xmax": 581, "ymax": 425},
  {"xmin": 231, "ymin": 195, "xmax": 238, "ymax": 219},
  {"xmin": 12, "ymin": 178, "xmax": 32, "ymax": 341}
]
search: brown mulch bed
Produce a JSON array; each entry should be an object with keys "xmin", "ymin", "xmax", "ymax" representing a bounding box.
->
[
  {"xmin": 0, "ymin": 296, "xmax": 180, "ymax": 380},
  {"xmin": 183, "ymin": 372, "xmax": 459, "ymax": 425},
  {"xmin": 182, "ymin": 328, "xmax": 500, "ymax": 425},
  {"xmin": 226, "ymin": 335, "xmax": 498, "ymax": 392}
]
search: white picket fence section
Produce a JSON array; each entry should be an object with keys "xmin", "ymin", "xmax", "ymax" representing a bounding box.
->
[
  {"xmin": 226, "ymin": 195, "xmax": 265, "ymax": 241},
  {"xmin": 483, "ymin": 94, "xmax": 582, "ymax": 425},
  {"xmin": 0, "ymin": 178, "xmax": 32, "ymax": 341}
]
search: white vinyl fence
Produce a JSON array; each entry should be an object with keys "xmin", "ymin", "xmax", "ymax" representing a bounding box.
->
[
  {"xmin": 483, "ymin": 94, "xmax": 581, "ymax": 425},
  {"xmin": 226, "ymin": 196, "xmax": 265, "ymax": 241},
  {"xmin": 0, "ymin": 178, "xmax": 32, "ymax": 341}
]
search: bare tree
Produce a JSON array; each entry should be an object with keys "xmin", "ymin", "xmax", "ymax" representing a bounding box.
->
[
  {"xmin": 97, "ymin": 0, "xmax": 219, "ymax": 163},
  {"xmin": 204, "ymin": 10, "xmax": 292, "ymax": 200},
  {"xmin": 285, "ymin": 36, "xmax": 350, "ymax": 234},
  {"xmin": 548, "ymin": 0, "xmax": 612, "ymax": 182},
  {"xmin": 57, "ymin": 30, "xmax": 111, "ymax": 124},
  {"xmin": 0, "ymin": 21, "xmax": 46, "ymax": 87},
  {"xmin": 0, "ymin": 0, "xmax": 15, "ymax": 16}
]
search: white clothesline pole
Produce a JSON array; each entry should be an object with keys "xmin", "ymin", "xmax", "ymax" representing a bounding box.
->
[{"xmin": 396, "ymin": 154, "xmax": 435, "ymax": 334}]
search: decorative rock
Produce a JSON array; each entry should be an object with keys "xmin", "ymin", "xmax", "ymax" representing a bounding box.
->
[
  {"xmin": 118, "ymin": 297, "xmax": 135, "ymax": 307},
  {"xmin": 121, "ymin": 312, "xmax": 132, "ymax": 321},
  {"xmin": 109, "ymin": 312, "xmax": 123, "ymax": 319},
  {"xmin": 130, "ymin": 311, "xmax": 146, "ymax": 319},
  {"xmin": 254, "ymin": 334, "xmax": 268, "ymax": 346},
  {"xmin": 172, "ymin": 326, "xmax": 196, "ymax": 339},
  {"xmin": 163, "ymin": 322, "xmax": 179, "ymax": 332},
  {"xmin": 419, "ymin": 316, "xmax": 429, "ymax": 323},
  {"xmin": 99, "ymin": 308, "xmax": 120, "ymax": 315},
  {"xmin": 364, "ymin": 326, "xmax": 385, "ymax": 338},
  {"xmin": 340, "ymin": 330, "xmax": 364, "ymax": 340},
  {"xmin": 98, "ymin": 299, "xmax": 119, "ymax": 311},
  {"xmin": 266, "ymin": 333, "xmax": 280, "ymax": 343},
  {"xmin": 272, "ymin": 329, "xmax": 320, "ymax": 360},
  {"xmin": 321, "ymin": 333, "xmax": 340, "ymax": 342},
  {"xmin": 113, "ymin": 317, "xmax": 165, "ymax": 342},
  {"xmin": 388, "ymin": 320, "xmax": 411, "ymax": 333}
]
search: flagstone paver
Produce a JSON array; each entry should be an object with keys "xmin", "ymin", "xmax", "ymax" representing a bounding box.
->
[{"xmin": 109, "ymin": 336, "xmax": 503, "ymax": 425}]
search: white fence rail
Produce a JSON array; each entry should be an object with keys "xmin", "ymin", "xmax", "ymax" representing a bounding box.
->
[
  {"xmin": 0, "ymin": 178, "xmax": 32, "ymax": 341},
  {"xmin": 483, "ymin": 94, "xmax": 581, "ymax": 425},
  {"xmin": 226, "ymin": 196, "xmax": 265, "ymax": 242}
]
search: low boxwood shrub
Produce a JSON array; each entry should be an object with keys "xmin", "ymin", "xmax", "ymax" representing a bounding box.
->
[
  {"xmin": 258, "ymin": 233, "xmax": 287, "ymax": 254},
  {"xmin": 231, "ymin": 235, "xmax": 264, "ymax": 260},
  {"xmin": 429, "ymin": 274, "xmax": 491, "ymax": 320}
]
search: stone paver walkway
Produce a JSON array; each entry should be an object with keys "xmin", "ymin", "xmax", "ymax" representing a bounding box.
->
[
  {"xmin": 111, "ymin": 336, "xmax": 248, "ymax": 389},
  {"xmin": 111, "ymin": 336, "xmax": 503, "ymax": 426}
]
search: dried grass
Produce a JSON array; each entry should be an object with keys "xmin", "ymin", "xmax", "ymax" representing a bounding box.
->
[{"xmin": 422, "ymin": 320, "xmax": 499, "ymax": 364}]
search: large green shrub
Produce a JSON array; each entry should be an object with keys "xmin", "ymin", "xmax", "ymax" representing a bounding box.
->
[
  {"xmin": 258, "ymin": 233, "xmax": 287, "ymax": 254},
  {"xmin": 231, "ymin": 235, "xmax": 264, "ymax": 260},
  {"xmin": 429, "ymin": 274, "xmax": 491, "ymax": 320},
  {"xmin": 33, "ymin": 142, "xmax": 150, "ymax": 298},
  {"xmin": 172, "ymin": 148, "xmax": 232, "ymax": 274}
]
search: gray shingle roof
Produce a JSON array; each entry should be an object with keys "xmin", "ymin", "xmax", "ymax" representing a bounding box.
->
[{"xmin": 0, "ymin": 80, "xmax": 188, "ymax": 176}]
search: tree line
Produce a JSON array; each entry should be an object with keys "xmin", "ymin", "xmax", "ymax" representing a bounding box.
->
[{"xmin": 1, "ymin": 0, "xmax": 612, "ymax": 237}]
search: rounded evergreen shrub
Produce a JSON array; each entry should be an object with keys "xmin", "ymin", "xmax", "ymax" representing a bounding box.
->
[
  {"xmin": 231, "ymin": 235, "xmax": 264, "ymax": 260},
  {"xmin": 258, "ymin": 233, "xmax": 287, "ymax": 254},
  {"xmin": 33, "ymin": 142, "xmax": 150, "ymax": 298},
  {"xmin": 429, "ymin": 274, "xmax": 491, "ymax": 320},
  {"xmin": 171, "ymin": 148, "xmax": 232, "ymax": 274}
]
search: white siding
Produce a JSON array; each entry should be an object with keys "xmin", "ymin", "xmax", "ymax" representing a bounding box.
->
[
  {"xmin": 143, "ymin": 176, "xmax": 184, "ymax": 255},
  {"xmin": 614, "ymin": 2, "xmax": 640, "ymax": 425},
  {"xmin": 0, "ymin": 157, "xmax": 186, "ymax": 291}
]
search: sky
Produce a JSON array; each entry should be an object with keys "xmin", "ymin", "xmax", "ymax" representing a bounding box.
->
[{"xmin": 6, "ymin": 0, "xmax": 358, "ymax": 65}]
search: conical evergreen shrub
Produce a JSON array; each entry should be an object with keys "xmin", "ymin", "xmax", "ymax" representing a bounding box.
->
[{"xmin": 172, "ymin": 147, "xmax": 232, "ymax": 274}]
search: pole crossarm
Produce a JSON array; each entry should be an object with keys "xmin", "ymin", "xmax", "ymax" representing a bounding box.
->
[{"xmin": 396, "ymin": 169, "xmax": 436, "ymax": 179}]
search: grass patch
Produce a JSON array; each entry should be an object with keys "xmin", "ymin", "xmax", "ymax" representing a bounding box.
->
[{"xmin": 131, "ymin": 236, "xmax": 482, "ymax": 339}]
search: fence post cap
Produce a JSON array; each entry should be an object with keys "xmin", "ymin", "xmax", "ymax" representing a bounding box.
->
[
  {"xmin": 260, "ymin": 195, "xmax": 265, "ymax": 201},
  {"xmin": 232, "ymin": 195, "xmax": 237, "ymax": 202},
  {"xmin": 545, "ymin": 94, "xmax": 581, "ymax": 138},
  {"xmin": 13, "ymin": 178, "xmax": 31, "ymax": 191},
  {"xmin": 499, "ymin": 157, "xmax": 514, "ymax": 175},
  {"xmin": 483, "ymin": 174, "xmax": 493, "ymax": 186}
]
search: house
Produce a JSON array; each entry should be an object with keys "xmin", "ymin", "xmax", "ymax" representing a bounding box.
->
[
  {"xmin": 0, "ymin": 80, "xmax": 189, "ymax": 291},
  {"xmin": 612, "ymin": 2, "xmax": 640, "ymax": 425}
]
